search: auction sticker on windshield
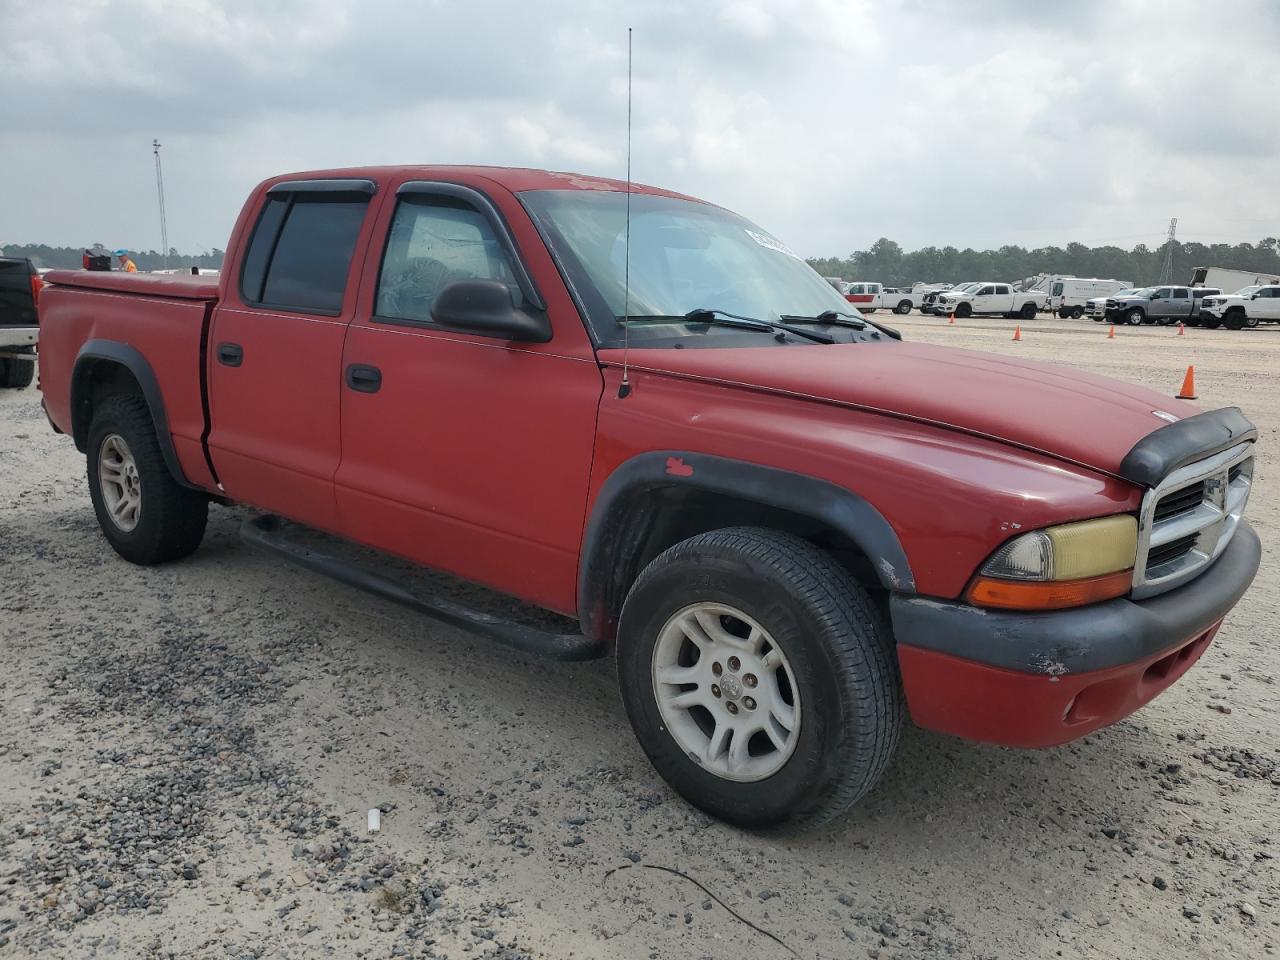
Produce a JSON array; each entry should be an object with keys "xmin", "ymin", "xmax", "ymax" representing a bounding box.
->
[{"xmin": 744, "ymin": 228, "xmax": 803, "ymax": 260}]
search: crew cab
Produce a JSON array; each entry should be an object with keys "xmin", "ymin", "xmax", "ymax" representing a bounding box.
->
[
  {"xmin": 843, "ymin": 282, "xmax": 918, "ymax": 315},
  {"xmin": 1106, "ymin": 285, "xmax": 1221, "ymax": 326},
  {"xmin": 1199, "ymin": 285, "xmax": 1280, "ymax": 330},
  {"xmin": 935, "ymin": 281, "xmax": 1043, "ymax": 319},
  {"xmin": 0, "ymin": 256, "xmax": 42, "ymax": 389},
  {"xmin": 37, "ymin": 165, "xmax": 1260, "ymax": 829}
]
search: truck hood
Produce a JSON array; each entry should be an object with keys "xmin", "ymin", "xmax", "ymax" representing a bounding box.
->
[{"xmin": 603, "ymin": 341, "xmax": 1201, "ymax": 480}]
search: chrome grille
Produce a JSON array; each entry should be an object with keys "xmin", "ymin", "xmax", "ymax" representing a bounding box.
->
[{"xmin": 1132, "ymin": 442, "xmax": 1254, "ymax": 599}]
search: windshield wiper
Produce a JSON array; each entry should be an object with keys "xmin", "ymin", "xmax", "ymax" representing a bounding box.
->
[
  {"xmin": 779, "ymin": 310, "xmax": 866, "ymax": 329},
  {"xmin": 619, "ymin": 308, "xmax": 835, "ymax": 344}
]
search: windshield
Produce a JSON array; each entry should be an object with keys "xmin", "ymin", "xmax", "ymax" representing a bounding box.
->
[
  {"xmin": 520, "ymin": 190, "xmax": 864, "ymax": 346},
  {"xmin": 1233, "ymin": 285, "xmax": 1260, "ymax": 296},
  {"xmin": 1129, "ymin": 287, "xmax": 1158, "ymax": 297},
  {"xmin": 946, "ymin": 283, "xmax": 979, "ymax": 295}
]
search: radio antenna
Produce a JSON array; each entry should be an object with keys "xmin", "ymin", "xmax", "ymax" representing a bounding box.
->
[{"xmin": 618, "ymin": 26, "xmax": 634, "ymax": 400}]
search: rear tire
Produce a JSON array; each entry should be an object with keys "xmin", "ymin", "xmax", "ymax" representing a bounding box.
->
[
  {"xmin": 1020, "ymin": 302, "xmax": 1038, "ymax": 320},
  {"xmin": 617, "ymin": 527, "xmax": 902, "ymax": 829},
  {"xmin": 894, "ymin": 301, "xmax": 912, "ymax": 315},
  {"xmin": 0, "ymin": 347, "xmax": 35, "ymax": 389},
  {"xmin": 1070, "ymin": 306, "xmax": 1084, "ymax": 319},
  {"xmin": 86, "ymin": 393, "xmax": 208, "ymax": 565}
]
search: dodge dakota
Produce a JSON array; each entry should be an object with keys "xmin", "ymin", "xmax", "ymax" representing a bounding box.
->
[{"xmin": 37, "ymin": 165, "xmax": 1260, "ymax": 828}]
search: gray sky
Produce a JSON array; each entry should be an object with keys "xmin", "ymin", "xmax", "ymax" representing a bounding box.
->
[{"xmin": 3, "ymin": 0, "xmax": 1277, "ymax": 257}]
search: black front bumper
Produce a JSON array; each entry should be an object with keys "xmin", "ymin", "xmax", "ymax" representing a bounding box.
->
[{"xmin": 890, "ymin": 521, "xmax": 1260, "ymax": 675}]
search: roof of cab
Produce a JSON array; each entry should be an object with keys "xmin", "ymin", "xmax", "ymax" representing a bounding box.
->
[{"xmin": 259, "ymin": 165, "xmax": 705, "ymax": 202}]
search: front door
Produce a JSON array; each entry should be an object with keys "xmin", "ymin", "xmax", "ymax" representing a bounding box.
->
[
  {"xmin": 206, "ymin": 179, "xmax": 381, "ymax": 531},
  {"xmin": 971, "ymin": 284, "xmax": 997, "ymax": 312},
  {"xmin": 1256, "ymin": 286, "xmax": 1280, "ymax": 321},
  {"xmin": 334, "ymin": 179, "xmax": 603, "ymax": 614}
]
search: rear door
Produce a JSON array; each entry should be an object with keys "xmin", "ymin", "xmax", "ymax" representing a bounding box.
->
[
  {"xmin": 334, "ymin": 178, "xmax": 603, "ymax": 614},
  {"xmin": 1167, "ymin": 286, "xmax": 1193, "ymax": 319},
  {"xmin": 206, "ymin": 179, "xmax": 381, "ymax": 530}
]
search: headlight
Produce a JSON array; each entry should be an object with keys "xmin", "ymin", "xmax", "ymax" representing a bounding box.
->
[{"xmin": 966, "ymin": 515, "xmax": 1137, "ymax": 610}]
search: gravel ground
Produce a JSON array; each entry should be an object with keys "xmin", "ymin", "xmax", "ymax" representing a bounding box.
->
[{"xmin": 1, "ymin": 314, "xmax": 1277, "ymax": 959}]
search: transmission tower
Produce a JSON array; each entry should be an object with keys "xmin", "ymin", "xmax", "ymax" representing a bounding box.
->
[{"xmin": 1157, "ymin": 217, "xmax": 1177, "ymax": 285}]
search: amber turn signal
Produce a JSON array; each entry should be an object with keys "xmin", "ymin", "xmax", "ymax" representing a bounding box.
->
[{"xmin": 965, "ymin": 569, "xmax": 1134, "ymax": 611}]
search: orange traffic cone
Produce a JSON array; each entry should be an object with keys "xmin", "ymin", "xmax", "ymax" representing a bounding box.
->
[
  {"xmin": 1177, "ymin": 323, "xmax": 1186, "ymax": 336},
  {"xmin": 947, "ymin": 312, "xmax": 955, "ymax": 325},
  {"xmin": 1176, "ymin": 365, "xmax": 1197, "ymax": 400},
  {"xmin": 1107, "ymin": 325, "xmax": 1116, "ymax": 339},
  {"xmin": 1012, "ymin": 325, "xmax": 1022, "ymax": 341}
]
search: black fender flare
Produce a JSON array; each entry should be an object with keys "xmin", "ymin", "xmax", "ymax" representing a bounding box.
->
[
  {"xmin": 576, "ymin": 451, "xmax": 916, "ymax": 639},
  {"xmin": 71, "ymin": 339, "xmax": 194, "ymax": 488}
]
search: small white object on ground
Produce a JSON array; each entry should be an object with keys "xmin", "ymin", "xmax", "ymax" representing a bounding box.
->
[{"xmin": 368, "ymin": 808, "xmax": 381, "ymax": 833}]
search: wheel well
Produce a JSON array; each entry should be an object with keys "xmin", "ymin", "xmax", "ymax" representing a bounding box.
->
[
  {"xmin": 71, "ymin": 359, "xmax": 146, "ymax": 452},
  {"xmin": 584, "ymin": 484, "xmax": 887, "ymax": 641}
]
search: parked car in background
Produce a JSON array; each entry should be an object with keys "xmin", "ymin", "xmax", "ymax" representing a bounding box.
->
[
  {"xmin": 0, "ymin": 256, "xmax": 42, "ymax": 389},
  {"xmin": 843, "ymin": 282, "xmax": 919, "ymax": 315},
  {"xmin": 34, "ymin": 163, "xmax": 1262, "ymax": 828},
  {"xmin": 1047, "ymin": 278, "xmax": 1132, "ymax": 319},
  {"xmin": 1200, "ymin": 285, "xmax": 1280, "ymax": 330},
  {"xmin": 935, "ymin": 281, "xmax": 1042, "ymax": 320},
  {"xmin": 1085, "ymin": 288, "xmax": 1139, "ymax": 321},
  {"xmin": 922, "ymin": 281, "xmax": 976, "ymax": 315},
  {"xmin": 1107, "ymin": 286, "xmax": 1221, "ymax": 326},
  {"xmin": 1191, "ymin": 266, "xmax": 1280, "ymax": 292},
  {"xmin": 822, "ymin": 276, "xmax": 847, "ymax": 293}
]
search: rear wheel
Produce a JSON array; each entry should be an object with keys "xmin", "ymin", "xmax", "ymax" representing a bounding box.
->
[
  {"xmin": 894, "ymin": 300, "xmax": 912, "ymax": 315},
  {"xmin": 1123, "ymin": 307, "xmax": 1145, "ymax": 326},
  {"xmin": 1020, "ymin": 301, "xmax": 1038, "ymax": 320},
  {"xmin": 618, "ymin": 527, "xmax": 902, "ymax": 829},
  {"xmin": 1070, "ymin": 306, "xmax": 1084, "ymax": 319},
  {"xmin": 0, "ymin": 346, "xmax": 35, "ymax": 389},
  {"xmin": 86, "ymin": 393, "xmax": 208, "ymax": 564}
]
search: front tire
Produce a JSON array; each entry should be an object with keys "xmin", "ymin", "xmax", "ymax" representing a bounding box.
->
[
  {"xmin": 1123, "ymin": 307, "xmax": 1145, "ymax": 326},
  {"xmin": 954, "ymin": 302, "xmax": 972, "ymax": 318},
  {"xmin": 86, "ymin": 394, "xmax": 208, "ymax": 565},
  {"xmin": 1202, "ymin": 315, "xmax": 1222, "ymax": 330},
  {"xmin": 1224, "ymin": 310, "xmax": 1246, "ymax": 331},
  {"xmin": 617, "ymin": 527, "xmax": 902, "ymax": 829}
]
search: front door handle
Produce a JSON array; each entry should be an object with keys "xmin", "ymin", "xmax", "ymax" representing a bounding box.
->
[
  {"xmin": 216, "ymin": 342, "xmax": 243, "ymax": 367},
  {"xmin": 346, "ymin": 364, "xmax": 382, "ymax": 393}
]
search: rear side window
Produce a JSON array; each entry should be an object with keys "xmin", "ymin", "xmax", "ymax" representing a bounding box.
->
[
  {"xmin": 374, "ymin": 196, "xmax": 521, "ymax": 324},
  {"xmin": 240, "ymin": 192, "xmax": 371, "ymax": 314},
  {"xmin": 1173, "ymin": 287, "xmax": 1189, "ymax": 298}
]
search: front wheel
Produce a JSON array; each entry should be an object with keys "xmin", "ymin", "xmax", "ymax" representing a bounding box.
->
[
  {"xmin": 1202, "ymin": 316, "xmax": 1222, "ymax": 330},
  {"xmin": 86, "ymin": 394, "xmax": 209, "ymax": 564},
  {"xmin": 1224, "ymin": 311, "xmax": 1246, "ymax": 331},
  {"xmin": 618, "ymin": 527, "xmax": 902, "ymax": 829},
  {"xmin": 1123, "ymin": 308, "xmax": 1145, "ymax": 326},
  {"xmin": 954, "ymin": 302, "xmax": 972, "ymax": 318}
]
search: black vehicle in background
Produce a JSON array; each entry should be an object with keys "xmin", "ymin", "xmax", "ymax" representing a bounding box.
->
[{"xmin": 0, "ymin": 256, "xmax": 41, "ymax": 389}]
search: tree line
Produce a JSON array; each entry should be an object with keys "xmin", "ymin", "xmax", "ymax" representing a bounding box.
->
[
  {"xmin": 1, "ymin": 244, "xmax": 225, "ymax": 272},
  {"xmin": 807, "ymin": 237, "xmax": 1280, "ymax": 288}
]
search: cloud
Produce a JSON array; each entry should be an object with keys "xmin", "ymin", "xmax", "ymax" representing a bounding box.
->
[{"xmin": 1, "ymin": 0, "xmax": 1277, "ymax": 257}]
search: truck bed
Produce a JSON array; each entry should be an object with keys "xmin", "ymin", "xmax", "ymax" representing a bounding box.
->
[{"xmin": 38, "ymin": 270, "xmax": 222, "ymax": 490}]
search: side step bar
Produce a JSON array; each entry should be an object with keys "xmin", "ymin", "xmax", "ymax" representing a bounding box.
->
[{"xmin": 240, "ymin": 515, "xmax": 606, "ymax": 662}]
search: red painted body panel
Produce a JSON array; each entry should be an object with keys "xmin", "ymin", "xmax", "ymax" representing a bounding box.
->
[
  {"xmin": 587, "ymin": 361, "xmax": 1141, "ymax": 598},
  {"xmin": 898, "ymin": 620, "xmax": 1221, "ymax": 747},
  {"xmin": 36, "ymin": 284, "xmax": 216, "ymax": 490},
  {"xmin": 42, "ymin": 269, "xmax": 219, "ymax": 301}
]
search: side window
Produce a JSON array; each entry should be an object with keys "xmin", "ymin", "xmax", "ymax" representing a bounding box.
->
[
  {"xmin": 240, "ymin": 193, "xmax": 371, "ymax": 314},
  {"xmin": 375, "ymin": 197, "xmax": 521, "ymax": 324},
  {"xmin": 995, "ymin": 284, "xmax": 1010, "ymax": 295},
  {"xmin": 1154, "ymin": 288, "xmax": 1171, "ymax": 298},
  {"xmin": 1173, "ymin": 287, "xmax": 1189, "ymax": 298},
  {"xmin": 977, "ymin": 286, "xmax": 994, "ymax": 296}
]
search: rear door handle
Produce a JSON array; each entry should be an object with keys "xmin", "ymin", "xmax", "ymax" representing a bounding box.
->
[
  {"xmin": 217, "ymin": 342, "xmax": 243, "ymax": 367},
  {"xmin": 346, "ymin": 364, "xmax": 382, "ymax": 393}
]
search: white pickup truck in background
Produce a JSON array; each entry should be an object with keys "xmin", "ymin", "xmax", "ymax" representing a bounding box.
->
[
  {"xmin": 935, "ymin": 281, "xmax": 1044, "ymax": 319},
  {"xmin": 842, "ymin": 282, "xmax": 920, "ymax": 314},
  {"xmin": 1199, "ymin": 285, "xmax": 1280, "ymax": 329}
]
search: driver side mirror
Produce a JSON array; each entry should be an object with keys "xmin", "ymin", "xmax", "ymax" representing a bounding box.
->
[{"xmin": 431, "ymin": 279, "xmax": 551, "ymax": 343}]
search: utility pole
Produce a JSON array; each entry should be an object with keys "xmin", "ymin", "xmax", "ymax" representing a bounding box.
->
[
  {"xmin": 1157, "ymin": 217, "xmax": 1177, "ymax": 285},
  {"xmin": 153, "ymin": 139, "xmax": 169, "ymax": 269}
]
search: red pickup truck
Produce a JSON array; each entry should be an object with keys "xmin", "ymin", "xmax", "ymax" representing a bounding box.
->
[{"xmin": 38, "ymin": 166, "xmax": 1260, "ymax": 828}]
